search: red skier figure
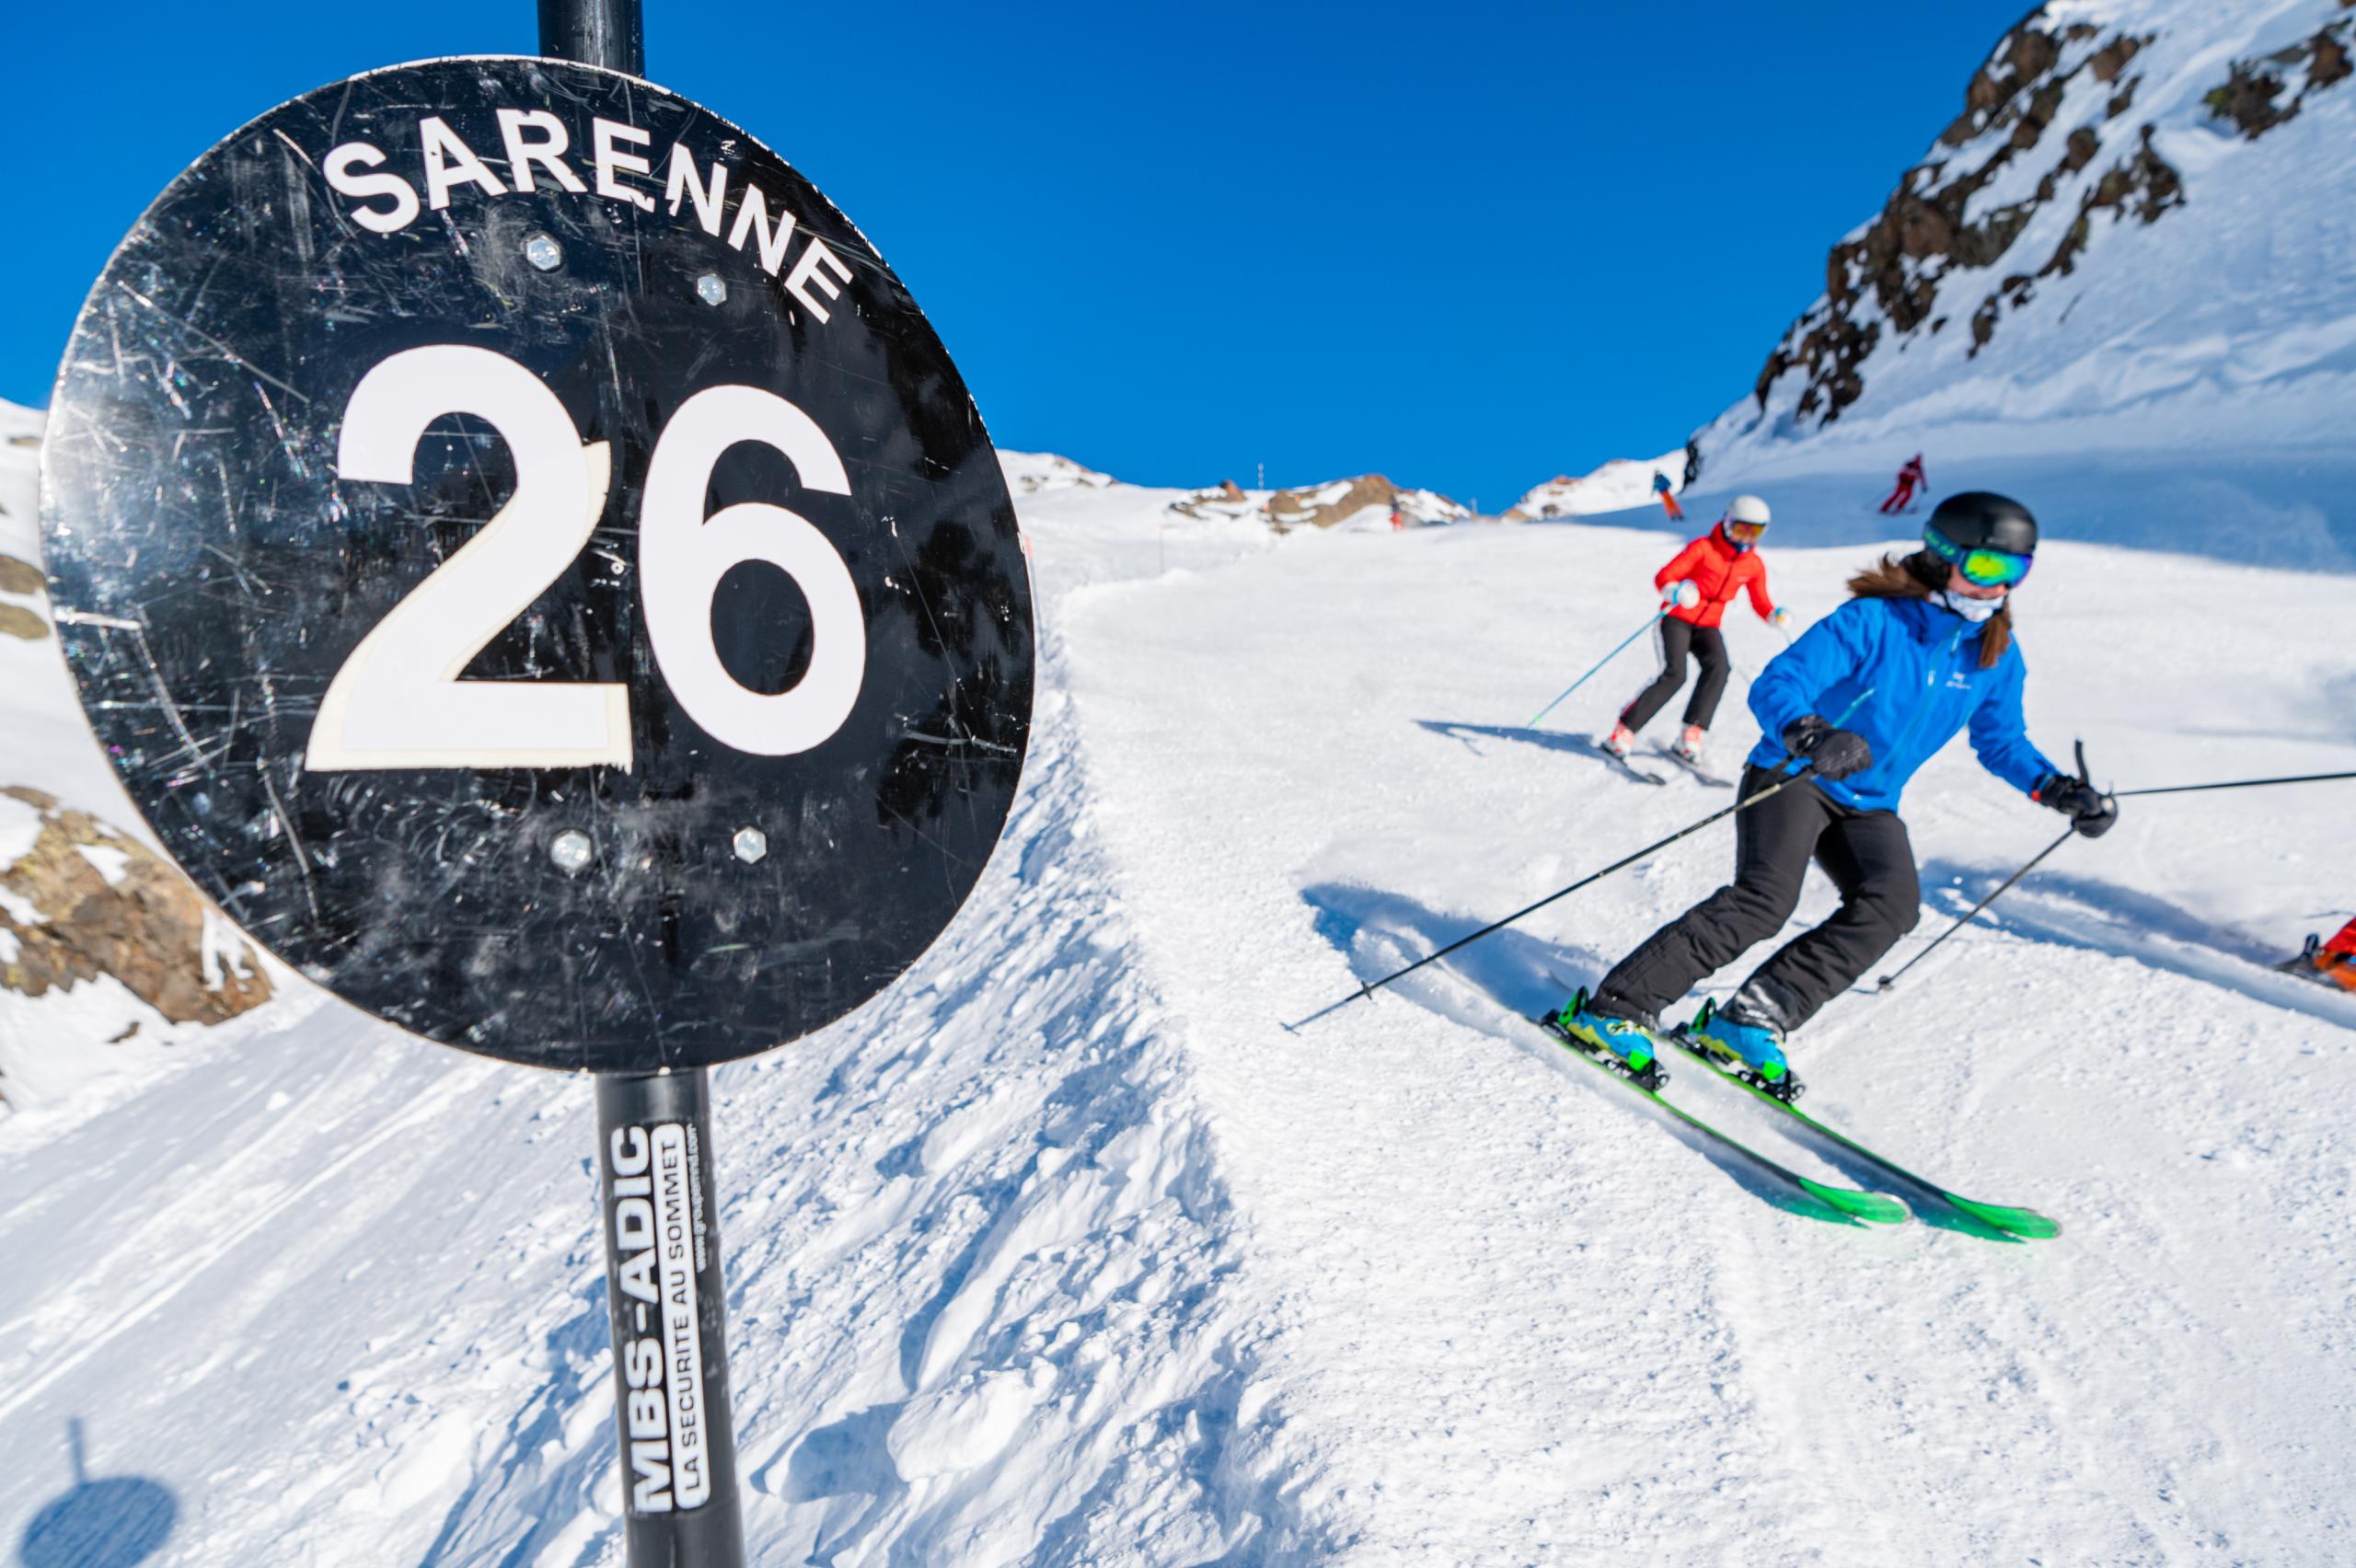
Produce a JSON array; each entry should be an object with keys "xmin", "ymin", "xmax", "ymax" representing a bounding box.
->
[
  {"xmin": 1652, "ymin": 470, "xmax": 1685, "ymax": 522},
  {"xmin": 1603, "ymin": 494, "xmax": 1790, "ymax": 767},
  {"xmin": 2281, "ymin": 917, "xmax": 2356, "ymax": 991},
  {"xmin": 1878, "ymin": 454, "xmax": 1927, "ymax": 514}
]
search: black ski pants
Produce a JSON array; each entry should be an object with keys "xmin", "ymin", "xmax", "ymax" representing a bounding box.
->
[
  {"xmin": 1621, "ymin": 617, "xmax": 1729, "ymax": 733},
  {"xmin": 1595, "ymin": 767, "xmax": 1922, "ymax": 1029}
]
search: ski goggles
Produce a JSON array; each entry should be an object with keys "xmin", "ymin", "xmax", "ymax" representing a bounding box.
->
[
  {"xmin": 1726, "ymin": 520, "xmax": 1766, "ymax": 544},
  {"xmin": 1923, "ymin": 521, "xmax": 2032, "ymax": 588}
]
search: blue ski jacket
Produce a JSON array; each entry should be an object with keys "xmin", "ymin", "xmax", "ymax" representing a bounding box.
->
[{"xmin": 1742, "ymin": 594, "xmax": 2057, "ymax": 813}]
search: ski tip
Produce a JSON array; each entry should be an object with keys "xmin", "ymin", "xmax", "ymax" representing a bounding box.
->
[
  {"xmin": 1802, "ymin": 1179, "xmax": 1911, "ymax": 1226},
  {"xmin": 1946, "ymin": 1197, "xmax": 2062, "ymax": 1239}
]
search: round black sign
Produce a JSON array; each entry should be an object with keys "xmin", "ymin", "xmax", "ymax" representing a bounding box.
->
[{"xmin": 40, "ymin": 57, "xmax": 1034, "ymax": 1073}]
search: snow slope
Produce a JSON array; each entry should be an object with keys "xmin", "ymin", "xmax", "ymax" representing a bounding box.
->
[
  {"xmin": 1, "ymin": 452, "xmax": 1315, "ymax": 1564},
  {"xmin": 1059, "ymin": 514, "xmax": 2356, "ymax": 1564},
  {"xmin": 1680, "ymin": 0, "xmax": 2356, "ymax": 564},
  {"xmin": 5, "ymin": 422, "xmax": 2352, "ymax": 1563}
]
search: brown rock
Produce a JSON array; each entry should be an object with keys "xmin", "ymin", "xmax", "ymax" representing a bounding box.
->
[
  {"xmin": 1264, "ymin": 475, "xmax": 1467, "ymax": 531},
  {"xmin": 2089, "ymin": 34, "xmax": 2144, "ymax": 83},
  {"xmin": 1, "ymin": 787, "xmax": 272, "ymax": 1028}
]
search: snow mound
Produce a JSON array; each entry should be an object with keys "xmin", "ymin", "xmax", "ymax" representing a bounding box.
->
[{"xmin": 1509, "ymin": 449, "xmax": 1688, "ymax": 519}]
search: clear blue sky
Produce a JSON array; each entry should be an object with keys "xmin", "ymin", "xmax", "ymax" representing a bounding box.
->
[{"xmin": 3, "ymin": 1, "xmax": 2027, "ymax": 506}]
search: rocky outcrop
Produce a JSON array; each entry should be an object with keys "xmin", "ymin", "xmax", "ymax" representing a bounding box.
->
[
  {"xmin": 1, "ymin": 788, "xmax": 272, "ymax": 1033},
  {"xmin": 1727, "ymin": 4, "xmax": 2352, "ymax": 446},
  {"xmin": 1265, "ymin": 475, "xmax": 1466, "ymax": 532},
  {"xmin": 0, "ymin": 553, "xmax": 47, "ymax": 642},
  {"xmin": 2203, "ymin": 21, "xmax": 2352, "ymax": 136}
]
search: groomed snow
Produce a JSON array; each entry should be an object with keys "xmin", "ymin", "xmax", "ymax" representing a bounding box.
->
[{"xmin": 4, "ymin": 439, "xmax": 2351, "ymax": 1562}]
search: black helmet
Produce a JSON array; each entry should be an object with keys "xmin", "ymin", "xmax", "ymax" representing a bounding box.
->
[{"xmin": 1925, "ymin": 491, "xmax": 2038, "ymax": 556}]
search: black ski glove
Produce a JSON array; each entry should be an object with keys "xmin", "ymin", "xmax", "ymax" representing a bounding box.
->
[
  {"xmin": 2037, "ymin": 773, "xmax": 2119, "ymax": 838},
  {"xmin": 1782, "ymin": 715, "xmax": 1873, "ymax": 781}
]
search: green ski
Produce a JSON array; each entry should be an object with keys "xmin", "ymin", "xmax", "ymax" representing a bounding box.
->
[
  {"xmin": 1529, "ymin": 1015, "xmax": 1910, "ymax": 1227},
  {"xmin": 1666, "ymin": 1023, "xmax": 2059, "ymax": 1240}
]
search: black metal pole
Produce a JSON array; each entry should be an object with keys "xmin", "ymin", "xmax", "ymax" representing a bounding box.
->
[
  {"xmin": 536, "ymin": 9, "xmax": 741, "ymax": 1563},
  {"xmin": 595, "ymin": 1071, "xmax": 745, "ymax": 1567},
  {"xmin": 539, "ymin": 0, "xmax": 646, "ymax": 76},
  {"xmin": 2115, "ymin": 767, "xmax": 2356, "ymax": 799}
]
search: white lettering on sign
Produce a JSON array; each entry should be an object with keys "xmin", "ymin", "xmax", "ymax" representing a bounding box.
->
[
  {"xmin": 653, "ymin": 1123, "xmax": 710, "ymax": 1508},
  {"xmin": 320, "ymin": 110, "xmax": 855, "ymax": 320},
  {"xmin": 592, "ymin": 118, "xmax": 657, "ymax": 212},
  {"xmin": 664, "ymin": 144, "xmax": 727, "ymax": 236},
  {"xmin": 639, "ymin": 384, "xmax": 866, "ymax": 756},
  {"xmin": 785, "ymin": 239, "xmax": 854, "ymax": 323},
  {"xmin": 308, "ymin": 345, "xmax": 630, "ymax": 771},
  {"xmin": 322, "ymin": 142, "xmax": 422, "ymax": 235},
  {"xmin": 725, "ymin": 184, "xmax": 796, "ymax": 277},
  {"xmin": 419, "ymin": 116, "xmax": 508, "ymax": 209},
  {"xmin": 607, "ymin": 1122, "xmax": 716, "ymax": 1516},
  {"xmin": 306, "ymin": 348, "xmax": 865, "ymax": 774},
  {"xmin": 495, "ymin": 109, "xmax": 590, "ymax": 195}
]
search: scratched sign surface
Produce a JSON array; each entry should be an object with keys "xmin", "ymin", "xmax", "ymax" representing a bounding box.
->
[{"xmin": 40, "ymin": 58, "xmax": 1034, "ymax": 1072}]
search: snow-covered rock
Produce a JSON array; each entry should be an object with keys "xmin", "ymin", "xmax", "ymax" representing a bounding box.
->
[
  {"xmin": 997, "ymin": 449, "xmax": 1113, "ymax": 496},
  {"xmin": 1265, "ymin": 473, "xmax": 1469, "ymax": 532}
]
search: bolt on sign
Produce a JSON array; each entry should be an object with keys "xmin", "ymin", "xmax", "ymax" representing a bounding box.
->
[
  {"xmin": 40, "ymin": 57, "xmax": 1035, "ymax": 1074},
  {"xmin": 38, "ymin": 52, "xmax": 1034, "ymax": 1562}
]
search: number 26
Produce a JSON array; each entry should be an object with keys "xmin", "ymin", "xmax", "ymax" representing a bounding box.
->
[{"xmin": 306, "ymin": 343, "xmax": 865, "ymax": 772}]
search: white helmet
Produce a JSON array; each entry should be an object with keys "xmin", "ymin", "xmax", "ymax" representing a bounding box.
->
[{"xmin": 1726, "ymin": 494, "xmax": 1771, "ymax": 527}]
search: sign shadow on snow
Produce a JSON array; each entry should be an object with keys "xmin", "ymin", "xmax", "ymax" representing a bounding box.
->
[
  {"xmin": 1301, "ymin": 882, "xmax": 1885, "ymax": 1228},
  {"xmin": 16, "ymin": 1419, "xmax": 176, "ymax": 1568}
]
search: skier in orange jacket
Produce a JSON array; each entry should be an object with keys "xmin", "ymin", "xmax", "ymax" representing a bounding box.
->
[{"xmin": 1604, "ymin": 494, "xmax": 1792, "ymax": 767}]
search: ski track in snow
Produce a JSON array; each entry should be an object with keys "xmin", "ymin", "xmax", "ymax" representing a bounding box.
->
[{"xmin": 1059, "ymin": 518, "xmax": 2356, "ymax": 1566}]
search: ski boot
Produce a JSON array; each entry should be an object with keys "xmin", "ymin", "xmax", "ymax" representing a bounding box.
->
[
  {"xmin": 1548, "ymin": 989, "xmax": 1669, "ymax": 1090},
  {"xmin": 1673, "ymin": 725, "xmax": 1707, "ymax": 766},
  {"xmin": 1600, "ymin": 722, "xmax": 1636, "ymax": 760},
  {"xmin": 1682, "ymin": 992, "xmax": 1804, "ymax": 1102}
]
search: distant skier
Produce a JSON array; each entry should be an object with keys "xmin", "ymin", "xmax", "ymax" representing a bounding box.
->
[
  {"xmin": 1653, "ymin": 470, "xmax": 1685, "ymax": 522},
  {"xmin": 1561, "ymin": 491, "xmax": 2119, "ymax": 1097},
  {"xmin": 1603, "ymin": 494, "xmax": 1791, "ymax": 767},
  {"xmin": 2280, "ymin": 917, "xmax": 2356, "ymax": 991},
  {"xmin": 1878, "ymin": 454, "xmax": 1927, "ymax": 514}
]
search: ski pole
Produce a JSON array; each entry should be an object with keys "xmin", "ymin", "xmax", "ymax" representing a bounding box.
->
[
  {"xmin": 2115, "ymin": 767, "xmax": 2356, "ymax": 799},
  {"xmin": 1877, "ymin": 740, "xmax": 2102, "ymax": 991},
  {"xmin": 1875, "ymin": 826, "xmax": 2073, "ymax": 993},
  {"xmin": 1286, "ymin": 764, "xmax": 1816, "ymax": 1032},
  {"xmin": 1526, "ymin": 604, "xmax": 1671, "ymax": 729}
]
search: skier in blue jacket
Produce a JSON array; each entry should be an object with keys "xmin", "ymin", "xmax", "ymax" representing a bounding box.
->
[{"xmin": 1554, "ymin": 492, "xmax": 2117, "ymax": 1098}]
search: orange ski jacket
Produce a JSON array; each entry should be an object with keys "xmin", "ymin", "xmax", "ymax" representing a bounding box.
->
[{"xmin": 1657, "ymin": 525, "xmax": 1776, "ymax": 628}]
